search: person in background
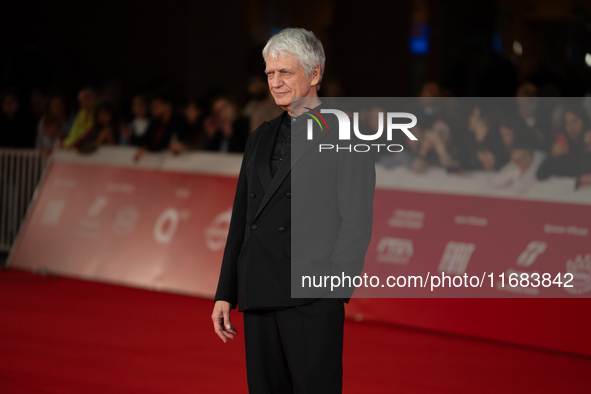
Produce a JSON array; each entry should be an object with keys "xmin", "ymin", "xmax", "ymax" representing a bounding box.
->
[
  {"xmin": 415, "ymin": 81, "xmax": 442, "ymax": 124},
  {"xmin": 242, "ymin": 75, "xmax": 282, "ymax": 133},
  {"xmin": 0, "ymin": 91, "xmax": 36, "ymax": 148},
  {"xmin": 456, "ymin": 104, "xmax": 507, "ymax": 172},
  {"xmin": 183, "ymin": 98, "xmax": 204, "ymax": 149},
  {"xmin": 498, "ymin": 114, "xmax": 537, "ymax": 158},
  {"xmin": 203, "ymin": 95, "xmax": 249, "ymax": 153},
  {"xmin": 102, "ymin": 81, "xmax": 124, "ymax": 114},
  {"xmin": 30, "ymin": 88, "xmax": 47, "ymax": 121},
  {"xmin": 537, "ymin": 103, "xmax": 591, "ymax": 182},
  {"xmin": 577, "ymin": 129, "xmax": 591, "ymax": 188},
  {"xmin": 62, "ymin": 87, "xmax": 96, "ymax": 148},
  {"xmin": 515, "ymin": 82, "xmax": 552, "ymax": 152},
  {"xmin": 321, "ymin": 76, "xmax": 343, "ymax": 97},
  {"xmin": 492, "ymin": 135, "xmax": 546, "ymax": 193},
  {"xmin": 133, "ymin": 92, "xmax": 189, "ymax": 161},
  {"xmin": 75, "ymin": 101, "xmax": 119, "ymax": 153},
  {"xmin": 36, "ymin": 94, "xmax": 73, "ymax": 156},
  {"xmin": 120, "ymin": 94, "xmax": 150, "ymax": 146},
  {"xmin": 412, "ymin": 117, "xmax": 460, "ymax": 173}
]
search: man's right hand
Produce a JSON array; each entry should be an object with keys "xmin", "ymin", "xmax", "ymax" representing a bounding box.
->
[{"xmin": 212, "ymin": 300, "xmax": 237, "ymax": 343}]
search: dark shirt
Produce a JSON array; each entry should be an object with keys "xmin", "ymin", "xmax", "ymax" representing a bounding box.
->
[
  {"xmin": 269, "ymin": 107, "xmax": 316, "ymax": 177},
  {"xmin": 269, "ymin": 112, "xmax": 291, "ymax": 177}
]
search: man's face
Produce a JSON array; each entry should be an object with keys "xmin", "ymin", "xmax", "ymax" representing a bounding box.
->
[{"xmin": 265, "ymin": 53, "xmax": 319, "ymax": 112}]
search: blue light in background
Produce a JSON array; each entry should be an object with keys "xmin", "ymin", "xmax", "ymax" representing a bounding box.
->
[
  {"xmin": 271, "ymin": 27, "xmax": 284, "ymax": 35},
  {"xmin": 493, "ymin": 34, "xmax": 502, "ymax": 54},
  {"xmin": 408, "ymin": 22, "xmax": 430, "ymax": 56}
]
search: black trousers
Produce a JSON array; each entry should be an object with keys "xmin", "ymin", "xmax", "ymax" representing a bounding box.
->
[{"xmin": 243, "ymin": 298, "xmax": 345, "ymax": 394}]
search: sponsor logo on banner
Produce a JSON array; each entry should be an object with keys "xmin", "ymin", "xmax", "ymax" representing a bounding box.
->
[
  {"xmin": 41, "ymin": 200, "xmax": 66, "ymax": 226},
  {"xmin": 153, "ymin": 208, "xmax": 191, "ymax": 245},
  {"xmin": 438, "ymin": 241, "xmax": 476, "ymax": 275},
  {"xmin": 106, "ymin": 183, "xmax": 134, "ymax": 193},
  {"xmin": 78, "ymin": 196, "xmax": 107, "ymax": 238},
  {"xmin": 112, "ymin": 205, "xmax": 140, "ymax": 237},
  {"xmin": 454, "ymin": 216, "xmax": 488, "ymax": 227},
  {"xmin": 544, "ymin": 224, "xmax": 588, "ymax": 236},
  {"xmin": 205, "ymin": 208, "xmax": 232, "ymax": 251},
  {"xmin": 88, "ymin": 196, "xmax": 108, "ymax": 217},
  {"xmin": 565, "ymin": 254, "xmax": 591, "ymax": 295},
  {"xmin": 388, "ymin": 209, "xmax": 424, "ymax": 229},
  {"xmin": 55, "ymin": 178, "xmax": 76, "ymax": 188},
  {"xmin": 175, "ymin": 188, "xmax": 191, "ymax": 198},
  {"xmin": 376, "ymin": 237, "xmax": 414, "ymax": 265},
  {"xmin": 516, "ymin": 241, "xmax": 547, "ymax": 267}
]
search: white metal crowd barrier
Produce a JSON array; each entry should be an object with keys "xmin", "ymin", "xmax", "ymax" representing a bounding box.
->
[{"xmin": 0, "ymin": 149, "xmax": 49, "ymax": 252}]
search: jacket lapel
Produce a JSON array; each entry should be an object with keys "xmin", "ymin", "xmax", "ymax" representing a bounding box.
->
[
  {"xmin": 254, "ymin": 147, "xmax": 291, "ymax": 221},
  {"xmin": 255, "ymin": 117, "xmax": 281, "ymax": 192},
  {"xmin": 253, "ymin": 108, "xmax": 335, "ymax": 222}
]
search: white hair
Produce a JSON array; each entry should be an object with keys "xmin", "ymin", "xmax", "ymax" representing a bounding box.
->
[{"xmin": 262, "ymin": 28, "xmax": 326, "ymax": 86}]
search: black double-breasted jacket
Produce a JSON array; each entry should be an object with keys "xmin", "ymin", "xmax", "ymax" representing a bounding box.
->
[{"xmin": 214, "ymin": 105, "xmax": 375, "ymax": 312}]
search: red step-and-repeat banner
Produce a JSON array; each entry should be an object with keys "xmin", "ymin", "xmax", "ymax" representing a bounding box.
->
[
  {"xmin": 11, "ymin": 157, "xmax": 237, "ymax": 299},
  {"xmin": 9, "ymin": 148, "xmax": 591, "ymax": 356}
]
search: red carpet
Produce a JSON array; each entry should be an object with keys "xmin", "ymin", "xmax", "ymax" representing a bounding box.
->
[{"xmin": 1, "ymin": 269, "xmax": 589, "ymax": 393}]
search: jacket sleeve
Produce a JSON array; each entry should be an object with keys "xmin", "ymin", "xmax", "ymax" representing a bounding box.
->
[
  {"xmin": 213, "ymin": 137, "xmax": 251, "ymax": 309},
  {"xmin": 330, "ymin": 149, "xmax": 376, "ymax": 302}
]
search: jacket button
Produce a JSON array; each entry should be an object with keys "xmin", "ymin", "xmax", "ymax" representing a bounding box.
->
[
  {"xmin": 250, "ymin": 193, "xmax": 256, "ymax": 198},
  {"xmin": 286, "ymin": 193, "xmax": 291, "ymax": 199},
  {"xmin": 252, "ymin": 224, "xmax": 258, "ymax": 230},
  {"xmin": 278, "ymin": 227, "xmax": 285, "ymax": 233}
]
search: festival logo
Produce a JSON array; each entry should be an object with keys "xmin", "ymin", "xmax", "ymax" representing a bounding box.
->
[
  {"xmin": 376, "ymin": 237, "xmax": 414, "ymax": 265},
  {"xmin": 205, "ymin": 208, "xmax": 233, "ymax": 251}
]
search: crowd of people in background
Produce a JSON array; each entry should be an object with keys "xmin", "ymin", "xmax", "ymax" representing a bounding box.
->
[
  {"xmin": 374, "ymin": 82, "xmax": 591, "ymax": 191},
  {"xmin": 0, "ymin": 74, "xmax": 282, "ymax": 159},
  {"xmin": 1, "ymin": 79, "xmax": 590, "ymax": 191}
]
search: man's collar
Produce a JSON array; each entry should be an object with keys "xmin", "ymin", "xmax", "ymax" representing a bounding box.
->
[
  {"xmin": 289, "ymin": 96, "xmax": 322, "ymax": 117},
  {"xmin": 290, "ymin": 100, "xmax": 325, "ymax": 120}
]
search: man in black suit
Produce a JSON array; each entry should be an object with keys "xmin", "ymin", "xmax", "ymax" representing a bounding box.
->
[{"xmin": 212, "ymin": 28, "xmax": 375, "ymax": 393}]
